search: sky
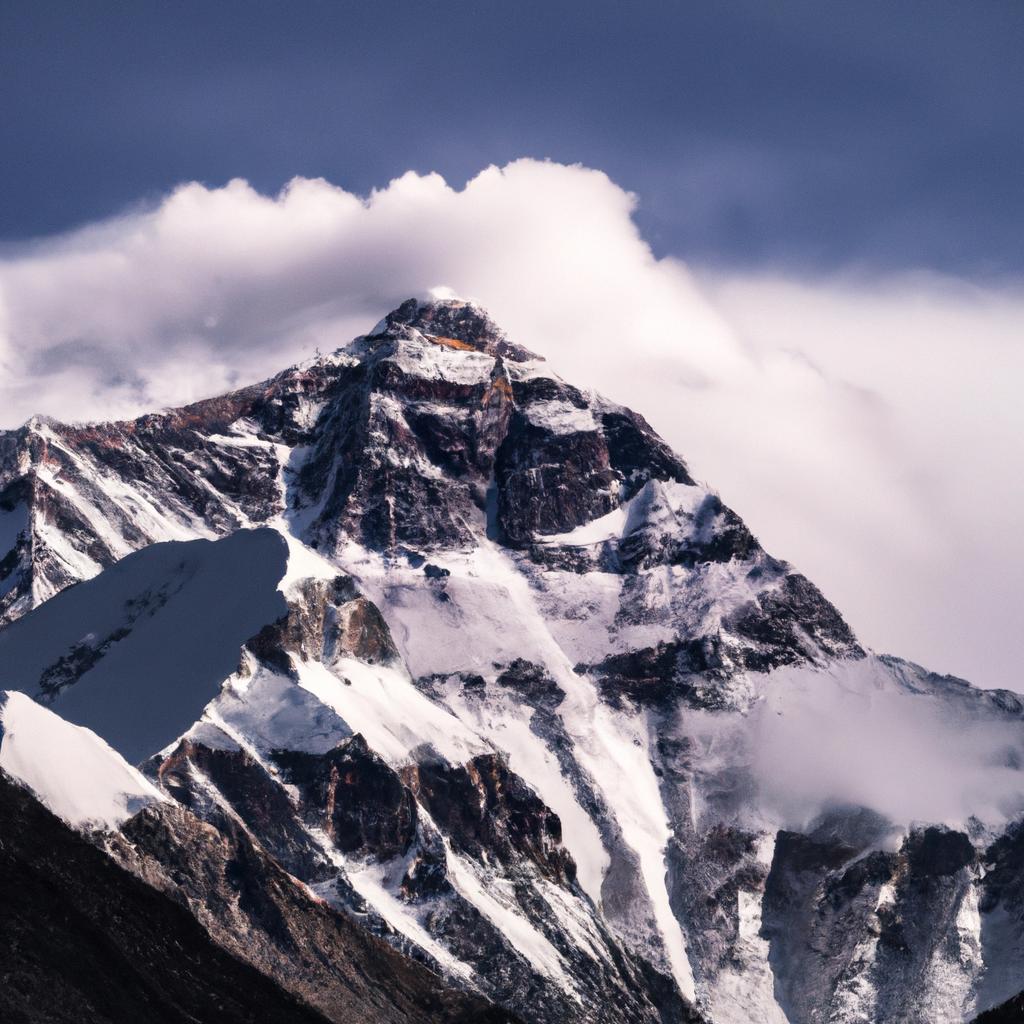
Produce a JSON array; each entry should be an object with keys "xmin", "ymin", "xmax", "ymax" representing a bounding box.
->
[
  {"xmin": 0, "ymin": 2, "xmax": 1021, "ymax": 690},
  {"xmin": 3, "ymin": 0, "xmax": 1023, "ymax": 276}
]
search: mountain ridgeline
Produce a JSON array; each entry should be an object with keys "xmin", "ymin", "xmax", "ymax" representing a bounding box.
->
[{"xmin": 0, "ymin": 298, "xmax": 1021, "ymax": 1024}]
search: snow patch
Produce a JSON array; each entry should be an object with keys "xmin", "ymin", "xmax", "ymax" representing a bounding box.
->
[
  {"xmin": 542, "ymin": 504, "xmax": 629, "ymax": 547},
  {"xmin": 386, "ymin": 337, "xmax": 495, "ymax": 386},
  {"xmin": 0, "ymin": 690, "xmax": 162, "ymax": 829},
  {"xmin": 306, "ymin": 825, "xmax": 476, "ymax": 984},
  {"xmin": 295, "ymin": 657, "xmax": 484, "ymax": 767},
  {"xmin": 521, "ymin": 400, "xmax": 597, "ymax": 436},
  {"xmin": 704, "ymin": 832, "xmax": 788, "ymax": 1024},
  {"xmin": 204, "ymin": 660, "xmax": 352, "ymax": 756},
  {"xmin": 277, "ymin": 528, "xmax": 341, "ymax": 592},
  {"xmin": 442, "ymin": 838, "xmax": 578, "ymax": 995}
]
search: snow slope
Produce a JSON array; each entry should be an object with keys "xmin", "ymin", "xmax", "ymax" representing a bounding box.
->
[
  {"xmin": 0, "ymin": 528, "xmax": 288, "ymax": 762},
  {"xmin": 0, "ymin": 690, "xmax": 162, "ymax": 829}
]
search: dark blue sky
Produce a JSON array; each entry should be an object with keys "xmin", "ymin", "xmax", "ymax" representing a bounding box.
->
[{"xmin": 2, "ymin": 0, "xmax": 1021, "ymax": 275}]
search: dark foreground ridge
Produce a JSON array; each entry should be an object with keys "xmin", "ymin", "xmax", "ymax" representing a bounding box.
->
[
  {"xmin": 0, "ymin": 770, "xmax": 520, "ymax": 1024},
  {"xmin": 0, "ymin": 772, "xmax": 331, "ymax": 1024},
  {"xmin": 973, "ymin": 991, "xmax": 1024, "ymax": 1024}
]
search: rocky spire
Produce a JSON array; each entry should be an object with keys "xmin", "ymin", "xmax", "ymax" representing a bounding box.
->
[{"xmin": 377, "ymin": 297, "xmax": 542, "ymax": 363}]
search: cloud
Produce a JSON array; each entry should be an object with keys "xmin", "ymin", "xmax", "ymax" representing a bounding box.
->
[
  {"xmin": 686, "ymin": 659, "xmax": 1024, "ymax": 833},
  {"xmin": 753, "ymin": 663, "xmax": 1024, "ymax": 830},
  {"xmin": 0, "ymin": 160, "xmax": 1021, "ymax": 691},
  {"xmin": 698, "ymin": 271, "xmax": 1024, "ymax": 694}
]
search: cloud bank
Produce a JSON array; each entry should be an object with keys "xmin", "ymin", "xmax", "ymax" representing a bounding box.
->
[
  {"xmin": 748, "ymin": 663, "xmax": 1024, "ymax": 831},
  {"xmin": 685, "ymin": 657, "xmax": 1024, "ymax": 834},
  {"xmin": 0, "ymin": 160, "xmax": 1021, "ymax": 691}
]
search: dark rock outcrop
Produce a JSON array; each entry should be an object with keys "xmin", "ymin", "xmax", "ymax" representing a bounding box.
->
[
  {"xmin": 249, "ymin": 575, "xmax": 399, "ymax": 671},
  {"xmin": 380, "ymin": 297, "xmax": 540, "ymax": 363},
  {"xmin": 109, "ymin": 793, "xmax": 519, "ymax": 1024},
  {"xmin": 277, "ymin": 735, "xmax": 419, "ymax": 859},
  {"xmin": 404, "ymin": 752, "xmax": 575, "ymax": 885},
  {"xmin": 0, "ymin": 771, "xmax": 332, "ymax": 1024}
]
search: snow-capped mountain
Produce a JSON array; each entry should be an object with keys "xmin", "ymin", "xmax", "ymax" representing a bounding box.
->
[{"xmin": 1, "ymin": 298, "xmax": 1022, "ymax": 1024}]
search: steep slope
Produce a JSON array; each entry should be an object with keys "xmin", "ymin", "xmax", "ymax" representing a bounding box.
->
[
  {"xmin": 0, "ymin": 768, "xmax": 331, "ymax": 1024},
  {"xmin": 0, "ymin": 768, "xmax": 521, "ymax": 1024},
  {"xmin": 1, "ymin": 515, "xmax": 700, "ymax": 1023},
  {"xmin": 0, "ymin": 528, "xmax": 288, "ymax": 761},
  {"xmin": 0, "ymin": 689, "xmax": 163, "ymax": 829},
  {"xmin": 0, "ymin": 694, "xmax": 518, "ymax": 1024},
  {"xmin": 2, "ymin": 297, "xmax": 1023, "ymax": 1024}
]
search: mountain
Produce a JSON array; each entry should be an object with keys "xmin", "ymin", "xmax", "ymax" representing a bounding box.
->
[{"xmin": 1, "ymin": 297, "xmax": 1023, "ymax": 1024}]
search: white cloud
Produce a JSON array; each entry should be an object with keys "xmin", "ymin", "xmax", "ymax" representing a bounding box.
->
[
  {"xmin": 698, "ymin": 272, "xmax": 1024, "ymax": 693},
  {"xmin": 0, "ymin": 160, "xmax": 1020, "ymax": 691},
  {"xmin": 685, "ymin": 659, "xmax": 1024, "ymax": 833}
]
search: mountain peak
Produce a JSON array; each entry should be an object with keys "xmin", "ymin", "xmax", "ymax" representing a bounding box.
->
[
  {"xmin": 373, "ymin": 297, "xmax": 542, "ymax": 363},
  {"xmin": 3, "ymin": 295, "xmax": 1020, "ymax": 1024}
]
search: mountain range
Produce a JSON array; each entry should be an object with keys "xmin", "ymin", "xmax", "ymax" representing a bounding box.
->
[{"xmin": 1, "ymin": 298, "xmax": 1022, "ymax": 1024}]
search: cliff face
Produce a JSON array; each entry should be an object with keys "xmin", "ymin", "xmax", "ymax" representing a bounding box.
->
[{"xmin": 1, "ymin": 299, "xmax": 1022, "ymax": 1024}]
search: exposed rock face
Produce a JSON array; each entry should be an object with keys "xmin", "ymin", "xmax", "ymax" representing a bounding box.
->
[
  {"xmin": 757, "ymin": 817, "xmax": 986, "ymax": 1024},
  {"xmin": 134, "ymin": 578, "xmax": 702, "ymax": 1024},
  {"xmin": 0, "ymin": 364, "xmax": 326, "ymax": 624},
  {"xmin": 2, "ymin": 297, "xmax": 1024, "ymax": 1024},
  {"xmin": 248, "ymin": 574, "xmax": 399, "ymax": 670},
  {"xmin": 382, "ymin": 297, "xmax": 541, "ymax": 363},
  {"xmin": 106, "ymin": 793, "xmax": 519, "ymax": 1024},
  {"xmin": 281, "ymin": 735, "xmax": 419, "ymax": 859},
  {"xmin": 403, "ymin": 752, "xmax": 575, "ymax": 884}
]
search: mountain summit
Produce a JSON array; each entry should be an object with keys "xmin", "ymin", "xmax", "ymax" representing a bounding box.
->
[
  {"xmin": 1, "ymin": 300, "xmax": 1022, "ymax": 1024},
  {"xmin": 376, "ymin": 296, "xmax": 542, "ymax": 362}
]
